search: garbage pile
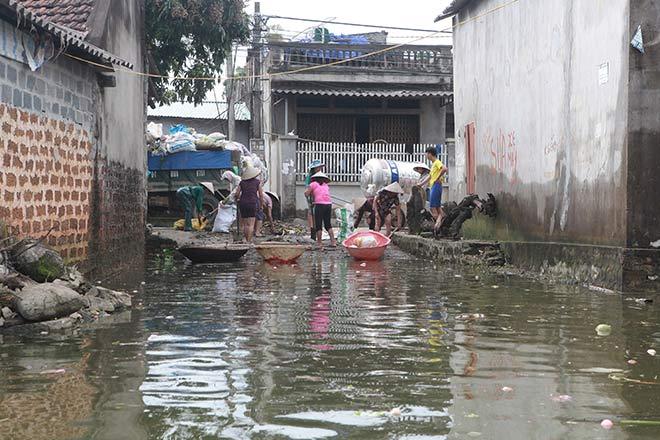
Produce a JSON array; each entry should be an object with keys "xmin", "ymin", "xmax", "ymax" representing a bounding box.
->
[
  {"xmin": 146, "ymin": 122, "xmax": 269, "ymax": 183},
  {"xmin": 0, "ymin": 237, "xmax": 132, "ymax": 334}
]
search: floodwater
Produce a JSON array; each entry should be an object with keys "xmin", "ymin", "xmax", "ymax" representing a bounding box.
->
[{"xmin": 1, "ymin": 246, "xmax": 660, "ymax": 440}]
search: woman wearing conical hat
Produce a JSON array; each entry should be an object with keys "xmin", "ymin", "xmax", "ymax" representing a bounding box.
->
[
  {"xmin": 235, "ymin": 167, "xmax": 264, "ymax": 243},
  {"xmin": 373, "ymin": 181, "xmax": 404, "ymax": 236},
  {"xmin": 304, "ymin": 171, "xmax": 337, "ymax": 249}
]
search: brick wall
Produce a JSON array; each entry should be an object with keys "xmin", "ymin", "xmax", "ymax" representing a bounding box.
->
[
  {"xmin": 0, "ymin": 52, "xmax": 147, "ymax": 269},
  {"xmin": 0, "ymin": 103, "xmax": 94, "ymax": 260}
]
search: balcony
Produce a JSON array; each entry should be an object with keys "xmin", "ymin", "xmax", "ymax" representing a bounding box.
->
[{"xmin": 267, "ymin": 42, "xmax": 453, "ymax": 76}]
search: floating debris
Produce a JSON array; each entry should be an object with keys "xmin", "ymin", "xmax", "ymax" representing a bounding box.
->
[
  {"xmin": 501, "ymin": 386, "xmax": 513, "ymax": 393},
  {"xmin": 601, "ymin": 419, "xmax": 614, "ymax": 430},
  {"xmin": 550, "ymin": 394, "xmax": 572, "ymax": 403},
  {"xmin": 389, "ymin": 408, "xmax": 402, "ymax": 417},
  {"xmin": 456, "ymin": 313, "xmax": 485, "ymax": 321},
  {"xmin": 579, "ymin": 367, "xmax": 624, "ymax": 374},
  {"xmin": 595, "ymin": 324, "xmax": 612, "ymax": 336},
  {"xmin": 648, "ymin": 349, "xmax": 657, "ymax": 356}
]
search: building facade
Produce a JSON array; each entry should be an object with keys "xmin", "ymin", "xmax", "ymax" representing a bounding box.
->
[
  {"xmin": 0, "ymin": 0, "xmax": 146, "ymax": 271},
  {"xmin": 442, "ymin": 0, "xmax": 660, "ymax": 290}
]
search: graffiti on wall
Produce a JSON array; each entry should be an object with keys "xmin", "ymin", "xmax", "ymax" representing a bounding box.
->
[{"xmin": 482, "ymin": 128, "xmax": 519, "ymax": 186}]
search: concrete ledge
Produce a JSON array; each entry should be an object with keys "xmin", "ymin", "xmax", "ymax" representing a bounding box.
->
[
  {"xmin": 393, "ymin": 233, "xmax": 660, "ymax": 292},
  {"xmin": 392, "ymin": 233, "xmax": 504, "ymax": 266},
  {"xmin": 500, "ymin": 241, "xmax": 624, "ymax": 290}
]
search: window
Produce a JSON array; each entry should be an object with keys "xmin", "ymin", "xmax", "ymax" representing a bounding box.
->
[
  {"xmin": 170, "ymin": 171, "xmax": 179, "ymax": 178},
  {"xmin": 196, "ymin": 170, "xmax": 206, "ymax": 177}
]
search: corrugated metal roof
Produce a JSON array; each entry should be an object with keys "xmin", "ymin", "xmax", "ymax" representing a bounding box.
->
[
  {"xmin": 7, "ymin": 0, "xmax": 132, "ymax": 68},
  {"xmin": 148, "ymin": 101, "xmax": 251, "ymax": 121},
  {"xmin": 272, "ymin": 86, "xmax": 452, "ymax": 98}
]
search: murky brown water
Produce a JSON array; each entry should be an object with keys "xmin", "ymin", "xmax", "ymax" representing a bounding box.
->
[{"xmin": 1, "ymin": 246, "xmax": 660, "ymax": 439}]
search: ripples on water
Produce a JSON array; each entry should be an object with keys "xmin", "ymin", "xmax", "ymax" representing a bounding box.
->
[{"xmin": 0, "ymin": 247, "xmax": 660, "ymax": 439}]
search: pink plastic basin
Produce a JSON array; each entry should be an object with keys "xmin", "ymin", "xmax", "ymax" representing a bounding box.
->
[{"xmin": 343, "ymin": 231, "xmax": 391, "ymax": 261}]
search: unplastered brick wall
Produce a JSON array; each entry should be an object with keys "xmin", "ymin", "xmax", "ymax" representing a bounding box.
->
[{"xmin": 0, "ymin": 104, "xmax": 94, "ymax": 260}]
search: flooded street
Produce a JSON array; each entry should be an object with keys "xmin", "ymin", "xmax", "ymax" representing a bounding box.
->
[{"xmin": 1, "ymin": 247, "xmax": 660, "ymax": 440}]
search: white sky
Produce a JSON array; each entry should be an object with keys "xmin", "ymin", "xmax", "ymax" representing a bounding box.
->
[{"xmin": 212, "ymin": 0, "xmax": 454, "ymax": 100}]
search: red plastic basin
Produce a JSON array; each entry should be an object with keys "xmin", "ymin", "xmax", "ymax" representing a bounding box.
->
[{"xmin": 343, "ymin": 231, "xmax": 391, "ymax": 261}]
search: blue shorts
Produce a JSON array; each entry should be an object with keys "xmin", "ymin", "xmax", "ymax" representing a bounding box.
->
[{"xmin": 429, "ymin": 182, "xmax": 443, "ymax": 208}]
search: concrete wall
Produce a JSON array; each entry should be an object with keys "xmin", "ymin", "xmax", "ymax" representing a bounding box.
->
[
  {"xmin": 0, "ymin": 2, "xmax": 146, "ymax": 270},
  {"xmin": 452, "ymin": 0, "xmax": 630, "ymax": 246},
  {"xmin": 148, "ymin": 116, "xmax": 251, "ymax": 147},
  {"xmin": 420, "ymin": 97, "xmax": 447, "ymax": 145},
  {"xmin": 627, "ymin": 1, "xmax": 660, "ymax": 248},
  {"xmin": 88, "ymin": 0, "xmax": 147, "ymax": 270}
]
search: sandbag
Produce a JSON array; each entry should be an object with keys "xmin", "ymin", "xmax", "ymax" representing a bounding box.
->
[
  {"xmin": 165, "ymin": 132, "xmax": 196, "ymax": 154},
  {"xmin": 173, "ymin": 218, "xmax": 208, "ymax": 231},
  {"xmin": 212, "ymin": 205, "xmax": 236, "ymax": 233}
]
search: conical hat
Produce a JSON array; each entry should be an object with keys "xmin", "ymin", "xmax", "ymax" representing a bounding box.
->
[
  {"xmin": 311, "ymin": 171, "xmax": 330, "ymax": 181},
  {"xmin": 199, "ymin": 182, "xmax": 215, "ymax": 194},
  {"xmin": 242, "ymin": 167, "xmax": 261, "ymax": 180},
  {"xmin": 382, "ymin": 181, "xmax": 404, "ymax": 194},
  {"xmin": 413, "ymin": 163, "xmax": 431, "ymax": 173}
]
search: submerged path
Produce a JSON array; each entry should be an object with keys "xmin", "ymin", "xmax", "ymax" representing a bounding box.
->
[{"xmin": 0, "ymin": 245, "xmax": 659, "ymax": 439}]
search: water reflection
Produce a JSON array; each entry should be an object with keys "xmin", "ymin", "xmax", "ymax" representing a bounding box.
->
[{"xmin": 1, "ymin": 248, "xmax": 660, "ymax": 439}]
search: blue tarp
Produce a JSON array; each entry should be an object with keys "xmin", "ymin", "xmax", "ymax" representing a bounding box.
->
[{"xmin": 148, "ymin": 151, "xmax": 232, "ymax": 171}]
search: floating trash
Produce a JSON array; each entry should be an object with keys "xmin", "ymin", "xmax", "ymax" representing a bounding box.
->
[
  {"xmin": 601, "ymin": 419, "xmax": 614, "ymax": 430},
  {"xmin": 596, "ymin": 324, "xmax": 612, "ymax": 336}
]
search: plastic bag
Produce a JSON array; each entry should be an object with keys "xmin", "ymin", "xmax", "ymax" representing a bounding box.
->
[
  {"xmin": 169, "ymin": 124, "xmax": 190, "ymax": 135},
  {"xmin": 147, "ymin": 122, "xmax": 163, "ymax": 139},
  {"xmin": 335, "ymin": 207, "xmax": 354, "ymax": 243},
  {"xmin": 212, "ymin": 204, "xmax": 236, "ymax": 233},
  {"xmin": 354, "ymin": 236, "xmax": 378, "ymax": 248}
]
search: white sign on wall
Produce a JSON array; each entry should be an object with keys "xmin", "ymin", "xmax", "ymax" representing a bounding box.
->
[{"xmin": 598, "ymin": 62, "xmax": 610, "ymax": 85}]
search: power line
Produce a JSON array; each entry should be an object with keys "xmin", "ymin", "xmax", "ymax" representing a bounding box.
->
[{"xmin": 262, "ymin": 15, "xmax": 453, "ymax": 34}]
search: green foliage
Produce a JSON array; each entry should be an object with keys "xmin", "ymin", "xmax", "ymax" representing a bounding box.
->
[{"xmin": 146, "ymin": 0, "xmax": 251, "ymax": 105}]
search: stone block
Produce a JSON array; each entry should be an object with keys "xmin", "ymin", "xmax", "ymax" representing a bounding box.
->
[
  {"xmin": 6, "ymin": 65, "xmax": 17, "ymax": 84},
  {"xmin": 13, "ymin": 283, "xmax": 84, "ymax": 322}
]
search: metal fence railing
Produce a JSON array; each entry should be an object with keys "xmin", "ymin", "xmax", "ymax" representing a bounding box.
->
[{"xmin": 295, "ymin": 142, "xmax": 449, "ymax": 183}]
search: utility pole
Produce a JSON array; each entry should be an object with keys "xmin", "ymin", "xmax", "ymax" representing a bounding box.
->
[
  {"xmin": 250, "ymin": 1, "xmax": 263, "ymax": 141},
  {"xmin": 226, "ymin": 45, "xmax": 236, "ymax": 141}
]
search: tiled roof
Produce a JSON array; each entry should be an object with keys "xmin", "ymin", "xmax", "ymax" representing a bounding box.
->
[
  {"xmin": 13, "ymin": 0, "xmax": 95, "ymax": 35},
  {"xmin": 435, "ymin": 0, "xmax": 477, "ymax": 22},
  {"xmin": 7, "ymin": 0, "xmax": 132, "ymax": 68}
]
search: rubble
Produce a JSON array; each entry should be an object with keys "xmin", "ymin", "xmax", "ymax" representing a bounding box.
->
[
  {"xmin": 11, "ymin": 240, "xmax": 66, "ymax": 282},
  {"xmin": 0, "ymin": 235, "xmax": 133, "ymax": 334}
]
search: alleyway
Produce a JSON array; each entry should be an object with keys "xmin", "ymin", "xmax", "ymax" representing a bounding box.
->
[{"xmin": 1, "ymin": 246, "xmax": 659, "ymax": 439}]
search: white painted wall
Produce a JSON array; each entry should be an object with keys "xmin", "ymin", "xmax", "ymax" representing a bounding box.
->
[{"xmin": 451, "ymin": 0, "xmax": 629, "ymax": 245}]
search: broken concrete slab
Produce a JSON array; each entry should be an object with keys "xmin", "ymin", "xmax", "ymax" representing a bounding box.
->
[{"xmin": 13, "ymin": 283, "xmax": 85, "ymax": 322}]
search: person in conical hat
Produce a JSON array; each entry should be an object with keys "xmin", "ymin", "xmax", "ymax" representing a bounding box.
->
[
  {"xmin": 176, "ymin": 182, "xmax": 215, "ymax": 232},
  {"xmin": 235, "ymin": 167, "xmax": 264, "ymax": 243},
  {"xmin": 373, "ymin": 181, "xmax": 404, "ymax": 236},
  {"xmin": 304, "ymin": 160, "xmax": 326, "ymax": 240},
  {"xmin": 304, "ymin": 171, "xmax": 337, "ymax": 249},
  {"xmin": 413, "ymin": 163, "xmax": 431, "ymax": 188}
]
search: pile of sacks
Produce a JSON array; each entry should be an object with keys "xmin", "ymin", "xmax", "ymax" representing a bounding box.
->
[
  {"xmin": 147, "ymin": 123, "xmax": 228, "ymax": 155},
  {"xmin": 0, "ymin": 239, "xmax": 132, "ymax": 333}
]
